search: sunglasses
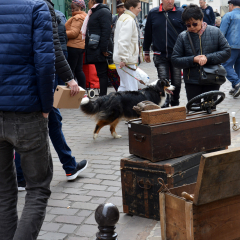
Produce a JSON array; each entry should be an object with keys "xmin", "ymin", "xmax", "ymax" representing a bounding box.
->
[{"xmin": 186, "ymin": 23, "xmax": 198, "ymax": 28}]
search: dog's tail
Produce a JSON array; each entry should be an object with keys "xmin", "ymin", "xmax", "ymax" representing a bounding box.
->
[{"xmin": 80, "ymin": 97, "xmax": 100, "ymax": 116}]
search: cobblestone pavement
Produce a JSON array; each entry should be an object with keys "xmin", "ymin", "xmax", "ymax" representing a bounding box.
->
[{"xmin": 17, "ymin": 57, "xmax": 240, "ymax": 240}]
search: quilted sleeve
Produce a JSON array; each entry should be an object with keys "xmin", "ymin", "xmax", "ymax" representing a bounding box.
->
[{"xmin": 33, "ymin": 1, "xmax": 55, "ymax": 113}]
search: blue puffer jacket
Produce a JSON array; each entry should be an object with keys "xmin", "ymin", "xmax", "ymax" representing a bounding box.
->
[{"xmin": 0, "ymin": 0, "xmax": 55, "ymax": 113}]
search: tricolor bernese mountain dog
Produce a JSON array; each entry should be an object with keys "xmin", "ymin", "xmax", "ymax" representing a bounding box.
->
[{"xmin": 80, "ymin": 79, "xmax": 175, "ymax": 139}]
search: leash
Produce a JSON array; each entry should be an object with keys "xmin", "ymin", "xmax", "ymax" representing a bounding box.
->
[{"xmin": 120, "ymin": 65, "xmax": 146, "ymax": 85}]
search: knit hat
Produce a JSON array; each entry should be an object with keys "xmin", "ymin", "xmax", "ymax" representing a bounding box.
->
[
  {"xmin": 228, "ymin": 0, "xmax": 240, "ymax": 5},
  {"xmin": 72, "ymin": 0, "xmax": 86, "ymax": 10},
  {"xmin": 117, "ymin": 0, "xmax": 124, "ymax": 8}
]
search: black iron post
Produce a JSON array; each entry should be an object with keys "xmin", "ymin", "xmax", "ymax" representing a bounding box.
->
[{"xmin": 95, "ymin": 203, "xmax": 120, "ymax": 240}]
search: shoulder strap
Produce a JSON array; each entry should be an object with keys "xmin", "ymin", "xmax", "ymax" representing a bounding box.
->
[
  {"xmin": 187, "ymin": 31, "xmax": 197, "ymax": 56},
  {"xmin": 163, "ymin": 12, "xmax": 178, "ymax": 37}
]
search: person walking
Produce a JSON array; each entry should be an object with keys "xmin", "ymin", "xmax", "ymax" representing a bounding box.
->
[
  {"xmin": 83, "ymin": 0, "xmax": 112, "ymax": 96},
  {"xmin": 16, "ymin": 0, "xmax": 88, "ymax": 192},
  {"xmin": 220, "ymin": 0, "xmax": 240, "ymax": 97},
  {"xmin": 171, "ymin": 4, "xmax": 231, "ymax": 101},
  {"xmin": 143, "ymin": 0, "xmax": 185, "ymax": 107},
  {"xmin": 111, "ymin": 0, "xmax": 126, "ymax": 43},
  {"xmin": 199, "ymin": 0, "xmax": 215, "ymax": 26},
  {"xmin": 113, "ymin": 0, "xmax": 141, "ymax": 91},
  {"xmin": 0, "ymin": 0, "xmax": 55, "ymax": 239},
  {"xmin": 66, "ymin": 0, "xmax": 87, "ymax": 89}
]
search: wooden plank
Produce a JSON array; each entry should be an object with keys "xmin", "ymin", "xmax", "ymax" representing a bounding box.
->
[
  {"xmin": 185, "ymin": 202, "xmax": 194, "ymax": 240},
  {"xmin": 159, "ymin": 193, "xmax": 167, "ymax": 240},
  {"xmin": 193, "ymin": 196, "xmax": 240, "ymax": 240},
  {"xmin": 141, "ymin": 106, "xmax": 186, "ymax": 125},
  {"xmin": 194, "ymin": 148, "xmax": 240, "ymax": 205}
]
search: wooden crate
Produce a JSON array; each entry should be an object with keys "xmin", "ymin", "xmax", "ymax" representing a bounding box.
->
[
  {"xmin": 121, "ymin": 152, "xmax": 207, "ymax": 220},
  {"xmin": 160, "ymin": 148, "xmax": 240, "ymax": 240},
  {"xmin": 141, "ymin": 106, "xmax": 186, "ymax": 125},
  {"xmin": 128, "ymin": 111, "xmax": 231, "ymax": 162}
]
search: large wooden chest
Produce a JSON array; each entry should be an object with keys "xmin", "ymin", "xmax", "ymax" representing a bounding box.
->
[
  {"xmin": 128, "ymin": 111, "xmax": 230, "ymax": 162},
  {"xmin": 160, "ymin": 148, "xmax": 240, "ymax": 240},
  {"xmin": 121, "ymin": 153, "xmax": 204, "ymax": 220}
]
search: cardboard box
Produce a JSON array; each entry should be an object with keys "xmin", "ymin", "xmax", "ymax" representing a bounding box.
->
[{"xmin": 53, "ymin": 85, "xmax": 85, "ymax": 109}]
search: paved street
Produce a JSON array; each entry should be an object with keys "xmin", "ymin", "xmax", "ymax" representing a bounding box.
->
[{"xmin": 17, "ymin": 57, "xmax": 240, "ymax": 240}]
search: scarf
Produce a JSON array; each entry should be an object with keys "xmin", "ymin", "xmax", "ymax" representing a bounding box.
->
[
  {"xmin": 81, "ymin": 4, "xmax": 99, "ymax": 39},
  {"xmin": 198, "ymin": 22, "xmax": 207, "ymax": 38}
]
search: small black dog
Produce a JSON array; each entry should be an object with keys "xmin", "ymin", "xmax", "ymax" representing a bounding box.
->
[{"xmin": 80, "ymin": 79, "xmax": 174, "ymax": 139}]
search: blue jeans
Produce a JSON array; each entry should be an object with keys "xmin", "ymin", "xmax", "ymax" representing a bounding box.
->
[
  {"xmin": 0, "ymin": 112, "xmax": 52, "ymax": 240},
  {"xmin": 222, "ymin": 48, "xmax": 240, "ymax": 88}
]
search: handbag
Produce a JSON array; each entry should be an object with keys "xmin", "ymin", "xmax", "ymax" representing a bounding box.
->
[
  {"xmin": 88, "ymin": 33, "xmax": 100, "ymax": 49},
  {"xmin": 187, "ymin": 31, "xmax": 226, "ymax": 85}
]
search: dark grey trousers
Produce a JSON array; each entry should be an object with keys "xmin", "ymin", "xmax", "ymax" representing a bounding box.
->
[
  {"xmin": 0, "ymin": 111, "xmax": 53, "ymax": 240},
  {"xmin": 153, "ymin": 55, "xmax": 182, "ymax": 106}
]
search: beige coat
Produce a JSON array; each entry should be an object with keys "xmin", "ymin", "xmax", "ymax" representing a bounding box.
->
[
  {"xmin": 113, "ymin": 10, "xmax": 139, "ymax": 65},
  {"xmin": 65, "ymin": 11, "xmax": 87, "ymax": 49}
]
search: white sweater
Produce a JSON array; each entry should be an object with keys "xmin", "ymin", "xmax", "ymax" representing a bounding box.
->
[{"xmin": 113, "ymin": 10, "xmax": 139, "ymax": 65}]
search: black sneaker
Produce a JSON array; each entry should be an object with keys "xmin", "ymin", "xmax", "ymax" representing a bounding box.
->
[
  {"xmin": 233, "ymin": 83, "xmax": 240, "ymax": 97},
  {"xmin": 229, "ymin": 88, "xmax": 235, "ymax": 95},
  {"xmin": 18, "ymin": 180, "xmax": 26, "ymax": 191},
  {"xmin": 66, "ymin": 160, "xmax": 88, "ymax": 181}
]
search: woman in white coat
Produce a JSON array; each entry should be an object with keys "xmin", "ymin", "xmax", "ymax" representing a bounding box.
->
[{"xmin": 113, "ymin": 0, "xmax": 141, "ymax": 91}]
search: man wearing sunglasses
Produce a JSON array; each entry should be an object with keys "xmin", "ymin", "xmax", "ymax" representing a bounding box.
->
[
  {"xmin": 143, "ymin": 0, "xmax": 186, "ymax": 108},
  {"xmin": 220, "ymin": 0, "xmax": 240, "ymax": 98}
]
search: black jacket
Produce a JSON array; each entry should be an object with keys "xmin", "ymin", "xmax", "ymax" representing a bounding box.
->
[
  {"xmin": 171, "ymin": 26, "xmax": 231, "ymax": 85},
  {"xmin": 56, "ymin": 13, "xmax": 68, "ymax": 52},
  {"xmin": 44, "ymin": 0, "xmax": 74, "ymax": 82},
  {"xmin": 143, "ymin": 5, "xmax": 186, "ymax": 58},
  {"xmin": 202, "ymin": 6, "xmax": 215, "ymax": 26},
  {"xmin": 85, "ymin": 4, "xmax": 112, "ymax": 63}
]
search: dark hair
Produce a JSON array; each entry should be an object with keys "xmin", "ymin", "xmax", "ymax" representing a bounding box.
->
[
  {"xmin": 93, "ymin": 0, "xmax": 103, "ymax": 3},
  {"xmin": 122, "ymin": 0, "xmax": 140, "ymax": 10},
  {"xmin": 233, "ymin": 3, "xmax": 240, "ymax": 7},
  {"xmin": 182, "ymin": 4, "xmax": 204, "ymax": 23}
]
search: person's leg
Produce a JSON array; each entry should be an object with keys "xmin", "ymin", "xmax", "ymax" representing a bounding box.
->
[
  {"xmin": 153, "ymin": 55, "xmax": 170, "ymax": 107},
  {"xmin": 185, "ymin": 83, "xmax": 203, "ymax": 101},
  {"xmin": 3, "ymin": 112, "xmax": 52, "ymax": 240},
  {"xmin": 48, "ymin": 107, "xmax": 76, "ymax": 174},
  {"xmin": 0, "ymin": 112, "xmax": 18, "ymax": 240},
  {"xmin": 74, "ymin": 49, "xmax": 86, "ymax": 89},
  {"xmin": 169, "ymin": 59, "xmax": 181, "ymax": 106},
  {"xmin": 15, "ymin": 152, "xmax": 25, "ymax": 184},
  {"xmin": 234, "ymin": 49, "xmax": 240, "ymax": 79},
  {"xmin": 116, "ymin": 65, "xmax": 138, "ymax": 91},
  {"xmin": 222, "ymin": 49, "xmax": 240, "ymax": 88},
  {"xmin": 95, "ymin": 62, "xmax": 108, "ymax": 96}
]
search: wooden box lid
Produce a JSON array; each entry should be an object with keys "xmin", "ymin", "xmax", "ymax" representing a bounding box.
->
[
  {"xmin": 141, "ymin": 106, "xmax": 186, "ymax": 125},
  {"xmin": 193, "ymin": 148, "xmax": 240, "ymax": 205}
]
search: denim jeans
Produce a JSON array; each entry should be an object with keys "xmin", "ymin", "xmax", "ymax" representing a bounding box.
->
[
  {"xmin": 0, "ymin": 111, "xmax": 53, "ymax": 240},
  {"xmin": 153, "ymin": 55, "xmax": 182, "ymax": 106},
  {"xmin": 222, "ymin": 48, "xmax": 240, "ymax": 88}
]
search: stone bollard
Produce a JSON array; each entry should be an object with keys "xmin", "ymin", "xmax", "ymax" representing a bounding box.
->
[{"xmin": 95, "ymin": 203, "xmax": 120, "ymax": 240}]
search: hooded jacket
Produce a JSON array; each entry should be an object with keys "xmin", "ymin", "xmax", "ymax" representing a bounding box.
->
[
  {"xmin": 85, "ymin": 4, "xmax": 112, "ymax": 63},
  {"xmin": 0, "ymin": 0, "xmax": 55, "ymax": 113},
  {"xmin": 56, "ymin": 13, "xmax": 68, "ymax": 52},
  {"xmin": 65, "ymin": 11, "xmax": 87, "ymax": 49}
]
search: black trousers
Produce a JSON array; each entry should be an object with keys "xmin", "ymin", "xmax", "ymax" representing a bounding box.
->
[
  {"xmin": 67, "ymin": 47, "xmax": 86, "ymax": 89},
  {"xmin": 95, "ymin": 61, "xmax": 108, "ymax": 96},
  {"xmin": 185, "ymin": 83, "xmax": 220, "ymax": 102},
  {"xmin": 153, "ymin": 55, "xmax": 181, "ymax": 106}
]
